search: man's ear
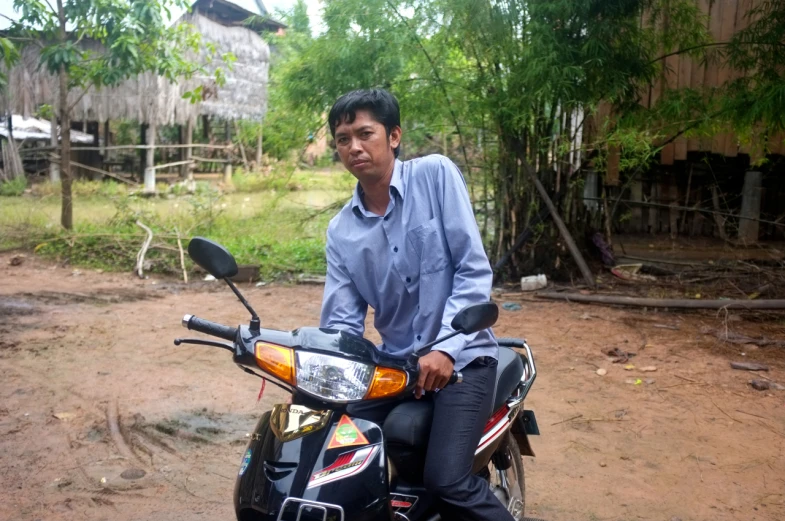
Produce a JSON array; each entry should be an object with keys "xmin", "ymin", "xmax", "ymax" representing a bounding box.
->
[{"xmin": 389, "ymin": 126, "xmax": 402, "ymax": 150}]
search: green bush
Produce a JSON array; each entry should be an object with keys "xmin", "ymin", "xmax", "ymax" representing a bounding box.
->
[{"xmin": 0, "ymin": 177, "xmax": 27, "ymax": 196}]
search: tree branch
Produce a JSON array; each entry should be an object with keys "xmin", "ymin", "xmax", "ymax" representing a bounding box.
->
[
  {"xmin": 384, "ymin": 0, "xmax": 471, "ymax": 174},
  {"xmin": 67, "ymin": 85, "xmax": 90, "ymax": 113},
  {"xmin": 649, "ymin": 41, "xmax": 785, "ymax": 65}
]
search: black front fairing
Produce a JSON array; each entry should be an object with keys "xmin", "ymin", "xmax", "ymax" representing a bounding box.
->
[{"xmin": 235, "ymin": 409, "xmax": 392, "ymax": 521}]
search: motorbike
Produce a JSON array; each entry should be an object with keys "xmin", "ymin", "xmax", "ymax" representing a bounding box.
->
[{"xmin": 174, "ymin": 237, "xmax": 539, "ymax": 521}]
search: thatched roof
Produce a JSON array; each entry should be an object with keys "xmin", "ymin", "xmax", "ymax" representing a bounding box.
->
[
  {"xmin": 191, "ymin": 0, "xmax": 286, "ymax": 32},
  {"xmin": 0, "ymin": 11, "xmax": 269, "ymax": 125}
]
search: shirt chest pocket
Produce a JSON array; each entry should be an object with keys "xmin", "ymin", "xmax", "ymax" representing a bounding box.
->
[{"xmin": 406, "ymin": 217, "xmax": 450, "ymax": 275}]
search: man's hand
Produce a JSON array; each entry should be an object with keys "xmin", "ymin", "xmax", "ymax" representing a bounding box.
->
[{"xmin": 415, "ymin": 351, "xmax": 455, "ymax": 399}]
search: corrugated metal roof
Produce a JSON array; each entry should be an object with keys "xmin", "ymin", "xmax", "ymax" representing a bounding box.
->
[{"xmin": 0, "ymin": 115, "xmax": 94, "ymax": 143}]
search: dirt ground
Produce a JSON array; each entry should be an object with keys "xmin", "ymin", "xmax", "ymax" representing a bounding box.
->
[{"xmin": 1, "ymin": 253, "xmax": 784, "ymax": 521}]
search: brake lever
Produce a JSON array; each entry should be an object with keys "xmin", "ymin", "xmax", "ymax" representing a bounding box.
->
[{"xmin": 174, "ymin": 337, "xmax": 234, "ymax": 352}]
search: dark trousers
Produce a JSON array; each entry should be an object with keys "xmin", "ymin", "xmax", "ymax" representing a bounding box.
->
[
  {"xmin": 349, "ymin": 357, "xmax": 514, "ymax": 520},
  {"xmin": 423, "ymin": 357, "xmax": 515, "ymax": 521}
]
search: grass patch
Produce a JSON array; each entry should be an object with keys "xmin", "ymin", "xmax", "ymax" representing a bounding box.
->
[{"xmin": 1, "ymin": 169, "xmax": 351, "ymax": 280}]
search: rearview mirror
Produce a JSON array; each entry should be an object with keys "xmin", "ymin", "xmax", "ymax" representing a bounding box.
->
[
  {"xmin": 450, "ymin": 302, "xmax": 499, "ymax": 334},
  {"xmin": 187, "ymin": 237, "xmax": 238, "ymax": 279}
]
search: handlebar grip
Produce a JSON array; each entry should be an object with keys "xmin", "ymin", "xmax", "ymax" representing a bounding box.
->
[
  {"xmin": 182, "ymin": 314, "xmax": 238, "ymax": 342},
  {"xmin": 448, "ymin": 371, "xmax": 463, "ymax": 385}
]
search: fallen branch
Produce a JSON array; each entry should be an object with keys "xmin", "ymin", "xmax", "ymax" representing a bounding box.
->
[
  {"xmin": 701, "ymin": 327, "xmax": 785, "ymax": 347},
  {"xmin": 535, "ymin": 292, "xmax": 785, "ymax": 310},
  {"xmin": 135, "ymin": 221, "xmax": 154, "ymax": 279}
]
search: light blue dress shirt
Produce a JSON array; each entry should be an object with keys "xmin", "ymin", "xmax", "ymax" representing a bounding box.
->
[{"xmin": 319, "ymin": 154, "xmax": 497, "ymax": 371}]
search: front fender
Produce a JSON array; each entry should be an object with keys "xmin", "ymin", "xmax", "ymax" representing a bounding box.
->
[{"xmin": 234, "ymin": 408, "xmax": 391, "ymax": 521}]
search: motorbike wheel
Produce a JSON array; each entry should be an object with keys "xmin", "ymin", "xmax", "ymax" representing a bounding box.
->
[{"xmin": 488, "ymin": 432, "xmax": 525, "ymax": 519}]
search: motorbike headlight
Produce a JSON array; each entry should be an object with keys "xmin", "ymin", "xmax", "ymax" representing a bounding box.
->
[{"xmin": 295, "ymin": 352, "xmax": 373, "ymax": 402}]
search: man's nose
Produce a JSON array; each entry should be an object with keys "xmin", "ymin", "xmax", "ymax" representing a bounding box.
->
[{"xmin": 348, "ymin": 137, "xmax": 363, "ymax": 154}]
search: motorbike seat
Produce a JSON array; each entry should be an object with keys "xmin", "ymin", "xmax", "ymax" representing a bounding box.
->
[{"xmin": 383, "ymin": 346, "xmax": 525, "ymax": 448}]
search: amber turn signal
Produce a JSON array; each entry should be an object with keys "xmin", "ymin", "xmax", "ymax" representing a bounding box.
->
[
  {"xmin": 365, "ymin": 366, "xmax": 408, "ymax": 399},
  {"xmin": 255, "ymin": 342, "xmax": 295, "ymax": 385}
]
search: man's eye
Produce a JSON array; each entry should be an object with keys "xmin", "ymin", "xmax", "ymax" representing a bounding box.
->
[{"xmin": 362, "ymin": 132, "xmax": 373, "ymax": 138}]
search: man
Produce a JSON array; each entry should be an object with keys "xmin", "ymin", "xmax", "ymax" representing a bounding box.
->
[{"xmin": 320, "ymin": 89, "xmax": 513, "ymax": 521}]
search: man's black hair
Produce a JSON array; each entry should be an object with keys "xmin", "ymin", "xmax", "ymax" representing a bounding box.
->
[{"xmin": 328, "ymin": 89, "xmax": 401, "ymax": 158}]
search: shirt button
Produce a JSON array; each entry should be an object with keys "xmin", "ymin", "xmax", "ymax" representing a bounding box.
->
[
  {"xmin": 393, "ymin": 246, "xmax": 398, "ymax": 253},
  {"xmin": 406, "ymin": 277, "xmax": 411, "ymax": 283},
  {"xmin": 417, "ymin": 335, "xmax": 421, "ymax": 341},
  {"xmin": 384, "ymin": 215, "xmax": 389, "ymax": 221}
]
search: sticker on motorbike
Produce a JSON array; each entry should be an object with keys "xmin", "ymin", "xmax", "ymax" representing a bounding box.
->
[
  {"xmin": 238, "ymin": 449, "xmax": 252, "ymax": 476},
  {"xmin": 326, "ymin": 415, "xmax": 369, "ymax": 449},
  {"xmin": 308, "ymin": 444, "xmax": 379, "ymax": 489}
]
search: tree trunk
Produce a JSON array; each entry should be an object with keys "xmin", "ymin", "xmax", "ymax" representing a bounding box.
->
[
  {"xmin": 49, "ymin": 112, "xmax": 60, "ymax": 183},
  {"xmin": 57, "ymin": 0, "xmax": 73, "ymax": 229}
]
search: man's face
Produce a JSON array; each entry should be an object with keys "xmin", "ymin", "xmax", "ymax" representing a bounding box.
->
[{"xmin": 334, "ymin": 110, "xmax": 401, "ymax": 181}]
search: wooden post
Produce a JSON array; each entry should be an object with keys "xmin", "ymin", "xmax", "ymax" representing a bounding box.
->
[
  {"xmin": 738, "ymin": 171, "xmax": 762, "ymax": 243},
  {"xmin": 102, "ymin": 120, "xmax": 110, "ymax": 161},
  {"xmin": 668, "ymin": 179, "xmax": 679, "ymax": 240},
  {"xmin": 139, "ymin": 122, "xmax": 148, "ymax": 181},
  {"xmin": 223, "ymin": 120, "xmax": 233, "ymax": 185},
  {"xmin": 630, "ymin": 180, "xmax": 642, "ymax": 232},
  {"xmin": 143, "ymin": 121, "xmax": 156, "ymax": 194},
  {"xmin": 181, "ymin": 118, "xmax": 193, "ymax": 179},
  {"xmin": 711, "ymin": 184, "xmax": 728, "ymax": 241},
  {"xmin": 256, "ymin": 121, "xmax": 263, "ymax": 168},
  {"xmin": 49, "ymin": 113, "xmax": 60, "ymax": 182},
  {"xmin": 647, "ymin": 182, "xmax": 658, "ymax": 234},
  {"xmin": 234, "ymin": 121, "xmax": 249, "ymax": 170},
  {"xmin": 202, "ymin": 115, "xmax": 210, "ymax": 140}
]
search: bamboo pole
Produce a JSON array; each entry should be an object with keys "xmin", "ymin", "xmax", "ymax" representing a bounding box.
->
[
  {"xmin": 529, "ymin": 171, "xmax": 595, "ymax": 287},
  {"xmin": 150, "ymin": 160, "xmax": 194, "ymax": 171},
  {"xmin": 19, "ymin": 143, "xmax": 230, "ymax": 155},
  {"xmin": 536, "ymin": 292, "xmax": 785, "ymax": 310}
]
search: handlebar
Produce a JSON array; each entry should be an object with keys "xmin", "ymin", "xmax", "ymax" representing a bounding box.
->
[
  {"xmin": 448, "ymin": 371, "xmax": 463, "ymax": 385},
  {"xmin": 181, "ymin": 314, "xmax": 238, "ymax": 342}
]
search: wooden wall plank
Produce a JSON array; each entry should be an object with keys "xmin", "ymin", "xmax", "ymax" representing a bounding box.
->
[
  {"xmin": 661, "ymin": 143, "xmax": 675, "ymax": 165},
  {"xmin": 675, "ymin": 49, "xmax": 692, "ymax": 160},
  {"xmin": 708, "ymin": 0, "xmax": 728, "ymax": 154},
  {"xmin": 722, "ymin": 0, "xmax": 743, "ymax": 157}
]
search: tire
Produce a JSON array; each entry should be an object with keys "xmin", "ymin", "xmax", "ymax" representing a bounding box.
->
[{"xmin": 488, "ymin": 432, "xmax": 526, "ymax": 519}]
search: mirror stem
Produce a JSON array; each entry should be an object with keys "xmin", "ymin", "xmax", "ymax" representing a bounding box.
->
[
  {"xmin": 413, "ymin": 330, "xmax": 461, "ymax": 358},
  {"xmin": 224, "ymin": 278, "xmax": 261, "ymax": 332}
]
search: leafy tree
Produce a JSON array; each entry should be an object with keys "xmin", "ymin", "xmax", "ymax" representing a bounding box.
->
[
  {"xmin": 269, "ymin": 0, "xmax": 781, "ymax": 277},
  {"xmin": 6, "ymin": 0, "xmax": 205, "ymax": 229},
  {"xmin": 0, "ymin": 37, "xmax": 20, "ymax": 91}
]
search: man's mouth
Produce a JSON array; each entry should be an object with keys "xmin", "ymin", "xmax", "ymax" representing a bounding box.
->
[{"xmin": 351, "ymin": 159, "xmax": 369, "ymax": 167}]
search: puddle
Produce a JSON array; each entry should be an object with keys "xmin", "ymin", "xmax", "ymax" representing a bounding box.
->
[
  {"xmin": 13, "ymin": 289, "xmax": 158, "ymax": 306},
  {"xmin": 0, "ymin": 298, "xmax": 39, "ymax": 317}
]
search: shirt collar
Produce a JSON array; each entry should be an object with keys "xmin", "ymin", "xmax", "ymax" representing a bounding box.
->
[{"xmin": 351, "ymin": 160, "xmax": 404, "ymax": 218}]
